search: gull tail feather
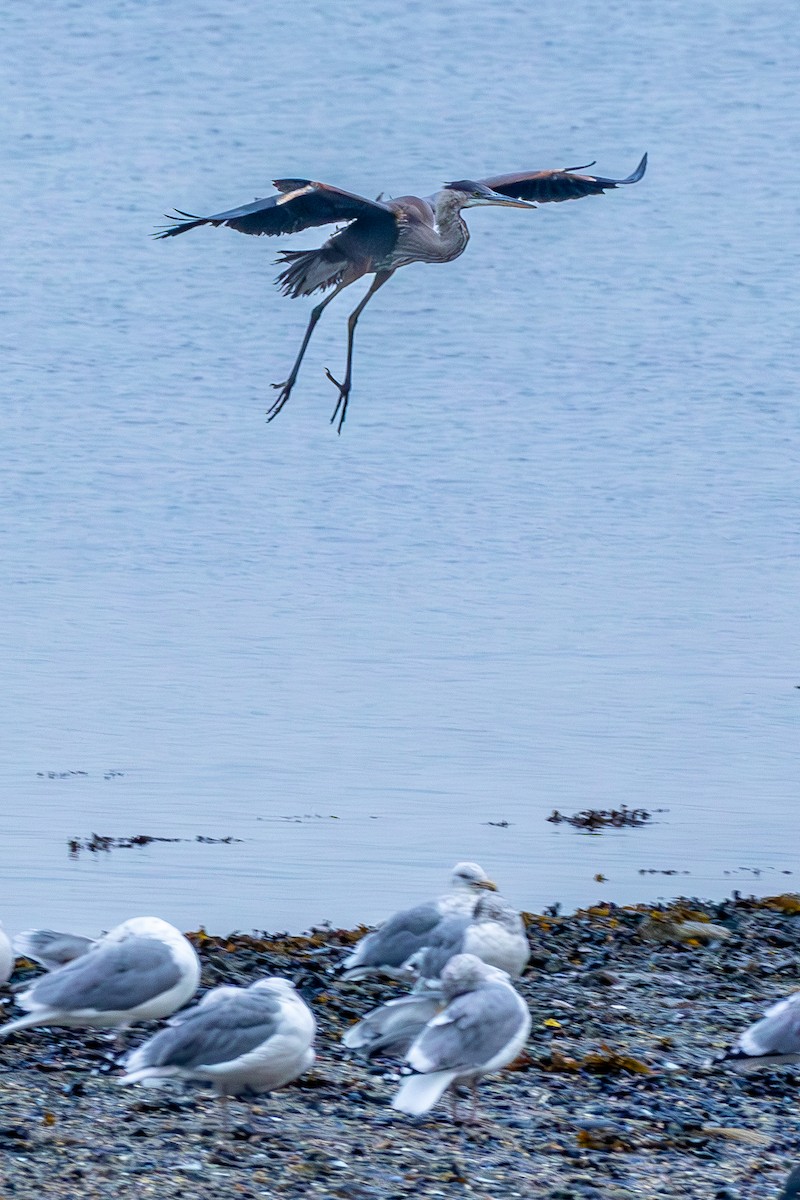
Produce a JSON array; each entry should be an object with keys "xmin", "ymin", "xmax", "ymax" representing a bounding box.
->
[
  {"xmin": 392, "ymin": 1070, "xmax": 458, "ymax": 1115},
  {"xmin": 12, "ymin": 931, "xmax": 51, "ymax": 962},
  {"xmin": 0, "ymin": 1010, "xmax": 54, "ymax": 1038},
  {"xmin": 119, "ymin": 1065, "xmax": 178, "ymax": 1086}
]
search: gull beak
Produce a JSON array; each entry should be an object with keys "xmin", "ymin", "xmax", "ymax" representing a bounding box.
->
[{"xmin": 476, "ymin": 878, "xmax": 499, "ymax": 892}]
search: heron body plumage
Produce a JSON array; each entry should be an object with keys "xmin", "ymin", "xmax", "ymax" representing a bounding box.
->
[{"xmin": 156, "ymin": 155, "xmax": 647, "ymax": 430}]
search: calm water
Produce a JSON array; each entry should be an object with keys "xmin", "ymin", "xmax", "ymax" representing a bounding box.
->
[{"xmin": 2, "ymin": 0, "xmax": 798, "ymax": 937}]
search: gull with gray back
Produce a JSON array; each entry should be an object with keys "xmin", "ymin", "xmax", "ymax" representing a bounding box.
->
[
  {"xmin": 392, "ymin": 953, "xmax": 531, "ymax": 1122},
  {"xmin": 341, "ymin": 863, "xmax": 498, "ymax": 981},
  {"xmin": 120, "ymin": 977, "xmax": 315, "ymax": 1129},
  {"xmin": 0, "ymin": 917, "xmax": 200, "ymax": 1040},
  {"xmin": 406, "ymin": 892, "xmax": 530, "ymax": 983}
]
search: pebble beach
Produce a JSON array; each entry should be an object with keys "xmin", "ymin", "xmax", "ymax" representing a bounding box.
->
[{"xmin": 2, "ymin": 895, "xmax": 800, "ymax": 1199}]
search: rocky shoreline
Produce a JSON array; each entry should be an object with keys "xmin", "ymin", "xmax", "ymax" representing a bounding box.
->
[{"xmin": 2, "ymin": 895, "xmax": 800, "ymax": 1198}]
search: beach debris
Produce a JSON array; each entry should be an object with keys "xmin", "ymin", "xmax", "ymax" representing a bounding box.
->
[
  {"xmin": 758, "ymin": 894, "xmax": 800, "ymax": 915},
  {"xmin": 637, "ymin": 914, "xmax": 733, "ymax": 945},
  {"xmin": 540, "ymin": 1045, "xmax": 652, "ymax": 1075}
]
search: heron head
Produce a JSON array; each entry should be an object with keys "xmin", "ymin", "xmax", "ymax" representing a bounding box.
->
[{"xmin": 443, "ymin": 180, "xmax": 536, "ymax": 210}]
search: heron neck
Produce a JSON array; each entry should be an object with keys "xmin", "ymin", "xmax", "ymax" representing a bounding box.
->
[{"xmin": 432, "ymin": 191, "xmax": 470, "ymax": 257}]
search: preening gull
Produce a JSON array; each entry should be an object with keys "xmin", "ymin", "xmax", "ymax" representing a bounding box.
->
[
  {"xmin": 0, "ymin": 917, "xmax": 200, "ymax": 1040},
  {"xmin": 0, "ymin": 923, "xmax": 13, "ymax": 987},
  {"xmin": 342, "ymin": 862, "xmax": 498, "ymax": 980},
  {"xmin": 120, "ymin": 977, "xmax": 315, "ymax": 1128},
  {"xmin": 720, "ymin": 991, "xmax": 800, "ymax": 1071},
  {"xmin": 392, "ymin": 953, "xmax": 531, "ymax": 1121},
  {"xmin": 406, "ymin": 892, "xmax": 530, "ymax": 982},
  {"xmin": 13, "ymin": 929, "xmax": 96, "ymax": 971}
]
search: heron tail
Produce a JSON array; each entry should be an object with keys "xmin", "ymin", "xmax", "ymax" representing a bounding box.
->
[{"xmin": 275, "ymin": 248, "xmax": 345, "ymax": 298}]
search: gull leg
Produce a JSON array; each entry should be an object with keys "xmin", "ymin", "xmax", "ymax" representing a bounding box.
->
[
  {"xmin": 325, "ymin": 270, "xmax": 393, "ymax": 434},
  {"xmin": 218, "ymin": 1092, "xmax": 230, "ymax": 1137},
  {"xmin": 468, "ymin": 1080, "xmax": 481, "ymax": 1124},
  {"xmin": 268, "ymin": 281, "xmax": 349, "ymax": 422}
]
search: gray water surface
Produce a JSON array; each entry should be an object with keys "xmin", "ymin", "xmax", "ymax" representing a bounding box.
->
[{"xmin": 2, "ymin": 0, "xmax": 798, "ymax": 936}]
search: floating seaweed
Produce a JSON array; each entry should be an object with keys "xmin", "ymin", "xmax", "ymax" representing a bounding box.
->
[
  {"xmin": 547, "ymin": 805, "xmax": 654, "ymax": 831},
  {"xmin": 68, "ymin": 833, "xmax": 244, "ymax": 857}
]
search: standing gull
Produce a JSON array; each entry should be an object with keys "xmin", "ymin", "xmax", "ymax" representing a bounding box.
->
[
  {"xmin": 120, "ymin": 978, "xmax": 315, "ymax": 1129},
  {"xmin": 392, "ymin": 953, "xmax": 531, "ymax": 1121},
  {"xmin": 720, "ymin": 991, "xmax": 800, "ymax": 1070},
  {"xmin": 342, "ymin": 862, "xmax": 498, "ymax": 981},
  {"xmin": 0, "ymin": 923, "xmax": 13, "ymax": 987},
  {"xmin": 0, "ymin": 917, "xmax": 200, "ymax": 1040},
  {"xmin": 13, "ymin": 929, "xmax": 96, "ymax": 971}
]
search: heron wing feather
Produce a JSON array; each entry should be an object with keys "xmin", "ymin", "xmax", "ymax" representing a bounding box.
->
[
  {"xmin": 155, "ymin": 182, "xmax": 397, "ymax": 240},
  {"xmin": 481, "ymin": 153, "xmax": 647, "ymax": 203}
]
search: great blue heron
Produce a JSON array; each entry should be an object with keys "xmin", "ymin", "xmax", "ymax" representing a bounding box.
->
[{"xmin": 157, "ymin": 153, "xmax": 647, "ymax": 432}]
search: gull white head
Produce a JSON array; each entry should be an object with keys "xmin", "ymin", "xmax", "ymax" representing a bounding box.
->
[
  {"xmin": 450, "ymin": 862, "xmax": 498, "ymax": 894},
  {"xmin": 251, "ymin": 977, "xmax": 300, "ymax": 998}
]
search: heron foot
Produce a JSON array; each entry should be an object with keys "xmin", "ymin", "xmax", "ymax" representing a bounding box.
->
[
  {"xmin": 266, "ymin": 379, "xmax": 294, "ymax": 422},
  {"xmin": 324, "ymin": 368, "xmax": 351, "ymax": 434}
]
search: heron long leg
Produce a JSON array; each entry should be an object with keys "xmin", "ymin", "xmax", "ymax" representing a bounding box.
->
[
  {"xmin": 267, "ymin": 279, "xmax": 350, "ymax": 422},
  {"xmin": 325, "ymin": 270, "xmax": 393, "ymax": 434}
]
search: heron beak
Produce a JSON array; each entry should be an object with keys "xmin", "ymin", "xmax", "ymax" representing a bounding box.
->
[
  {"xmin": 479, "ymin": 187, "xmax": 536, "ymax": 209},
  {"xmin": 475, "ymin": 878, "xmax": 499, "ymax": 892}
]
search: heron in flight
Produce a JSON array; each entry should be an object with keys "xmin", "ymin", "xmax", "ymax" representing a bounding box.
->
[{"xmin": 157, "ymin": 154, "xmax": 647, "ymax": 432}]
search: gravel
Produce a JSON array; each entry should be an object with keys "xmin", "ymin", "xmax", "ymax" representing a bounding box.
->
[{"xmin": 2, "ymin": 894, "xmax": 800, "ymax": 1198}]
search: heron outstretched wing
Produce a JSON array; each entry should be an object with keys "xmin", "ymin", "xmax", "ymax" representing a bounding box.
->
[
  {"xmin": 155, "ymin": 181, "xmax": 398, "ymax": 240},
  {"xmin": 480, "ymin": 153, "xmax": 647, "ymax": 203}
]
